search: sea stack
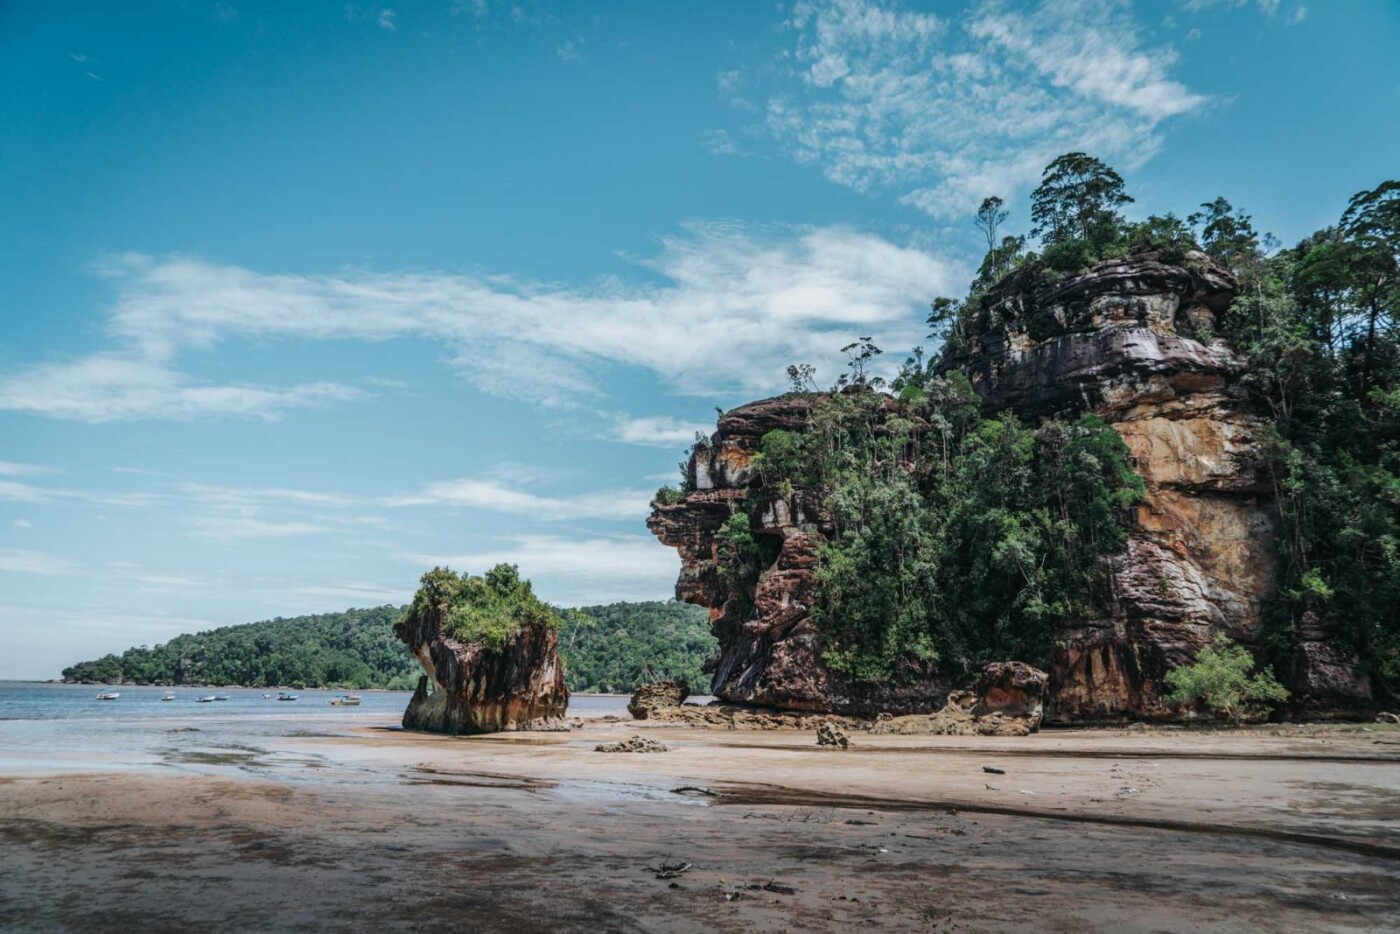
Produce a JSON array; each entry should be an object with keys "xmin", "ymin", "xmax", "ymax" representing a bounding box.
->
[{"xmin": 394, "ymin": 565, "xmax": 570, "ymax": 734}]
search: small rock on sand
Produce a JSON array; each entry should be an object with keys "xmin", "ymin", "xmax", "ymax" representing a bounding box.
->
[{"xmin": 595, "ymin": 735, "xmax": 669, "ymax": 753}]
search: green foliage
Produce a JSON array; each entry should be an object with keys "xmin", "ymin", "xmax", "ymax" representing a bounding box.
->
[
  {"xmin": 1197, "ymin": 177, "xmax": 1400, "ymax": 687},
  {"xmin": 1124, "ymin": 212, "xmax": 1199, "ymax": 263},
  {"xmin": 652, "ymin": 484, "xmax": 684, "ymax": 507},
  {"xmin": 61, "ymin": 606, "xmax": 419, "ymax": 689},
  {"xmin": 1039, "ymin": 237, "xmax": 1099, "ymax": 274},
  {"xmin": 557, "ymin": 600, "xmax": 711, "ymax": 692},
  {"xmin": 1164, "ymin": 633, "xmax": 1289, "ymax": 722},
  {"xmin": 413, "ymin": 564, "xmax": 560, "ymax": 650},
  {"xmin": 756, "ymin": 366, "xmax": 1144, "ymax": 684}
]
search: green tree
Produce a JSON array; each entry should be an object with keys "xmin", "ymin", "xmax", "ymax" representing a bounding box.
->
[
  {"xmin": 1030, "ymin": 152, "xmax": 1133, "ymax": 250},
  {"xmin": 1164, "ymin": 633, "xmax": 1289, "ymax": 723}
]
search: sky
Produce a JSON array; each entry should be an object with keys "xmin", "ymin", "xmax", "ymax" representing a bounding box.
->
[{"xmin": 1, "ymin": 0, "xmax": 1397, "ymax": 678}]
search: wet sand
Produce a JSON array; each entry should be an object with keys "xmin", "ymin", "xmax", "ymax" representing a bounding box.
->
[{"xmin": 2, "ymin": 715, "xmax": 1398, "ymax": 932}]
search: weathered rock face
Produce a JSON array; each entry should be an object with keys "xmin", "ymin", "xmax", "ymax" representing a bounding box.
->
[
  {"xmin": 649, "ymin": 251, "xmax": 1374, "ymax": 722},
  {"xmin": 395, "ymin": 604, "xmax": 569, "ymax": 734}
]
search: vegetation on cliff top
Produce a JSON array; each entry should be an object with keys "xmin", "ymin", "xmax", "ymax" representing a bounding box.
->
[{"xmin": 407, "ymin": 564, "xmax": 561, "ymax": 650}]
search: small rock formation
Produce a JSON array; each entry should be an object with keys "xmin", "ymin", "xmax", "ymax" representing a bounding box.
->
[
  {"xmin": 628, "ymin": 679, "xmax": 690, "ymax": 720},
  {"xmin": 972, "ymin": 661, "xmax": 1047, "ymax": 729},
  {"xmin": 870, "ymin": 663, "xmax": 1049, "ymax": 737},
  {"xmin": 395, "ymin": 598, "xmax": 568, "ymax": 735},
  {"xmin": 595, "ymin": 734, "xmax": 669, "ymax": 753},
  {"xmin": 650, "ymin": 251, "xmax": 1373, "ymax": 722},
  {"xmin": 816, "ymin": 721, "xmax": 851, "ymax": 748}
]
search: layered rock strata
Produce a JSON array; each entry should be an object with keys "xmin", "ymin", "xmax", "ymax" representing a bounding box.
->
[{"xmin": 395, "ymin": 605, "xmax": 569, "ymax": 734}]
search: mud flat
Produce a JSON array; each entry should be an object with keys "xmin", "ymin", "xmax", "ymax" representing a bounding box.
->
[{"xmin": 1, "ymin": 714, "xmax": 1398, "ymax": 932}]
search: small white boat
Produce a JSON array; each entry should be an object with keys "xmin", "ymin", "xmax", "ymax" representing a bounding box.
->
[
  {"xmin": 196, "ymin": 695, "xmax": 217, "ymax": 703},
  {"xmin": 330, "ymin": 694, "xmax": 362, "ymax": 706},
  {"xmin": 161, "ymin": 692, "xmax": 176, "ymax": 702},
  {"xmin": 95, "ymin": 691, "xmax": 120, "ymax": 701},
  {"xmin": 212, "ymin": 693, "xmax": 231, "ymax": 701},
  {"xmin": 277, "ymin": 691, "xmax": 298, "ymax": 701}
]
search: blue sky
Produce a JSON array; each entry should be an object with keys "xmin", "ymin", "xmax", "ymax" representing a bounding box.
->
[{"xmin": 2, "ymin": 0, "xmax": 1397, "ymax": 678}]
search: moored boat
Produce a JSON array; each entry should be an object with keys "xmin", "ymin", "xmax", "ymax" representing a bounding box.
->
[
  {"xmin": 330, "ymin": 693, "xmax": 362, "ymax": 706},
  {"xmin": 196, "ymin": 695, "xmax": 217, "ymax": 703},
  {"xmin": 161, "ymin": 691, "xmax": 176, "ymax": 701},
  {"xmin": 95, "ymin": 691, "xmax": 120, "ymax": 700},
  {"xmin": 277, "ymin": 691, "xmax": 298, "ymax": 701}
]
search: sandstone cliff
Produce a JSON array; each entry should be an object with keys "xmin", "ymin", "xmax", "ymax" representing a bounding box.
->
[
  {"xmin": 394, "ymin": 597, "xmax": 569, "ymax": 734},
  {"xmin": 648, "ymin": 251, "xmax": 1375, "ymax": 722}
]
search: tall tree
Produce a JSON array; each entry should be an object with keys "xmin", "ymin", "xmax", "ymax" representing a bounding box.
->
[
  {"xmin": 974, "ymin": 196, "xmax": 1008, "ymax": 252},
  {"xmin": 1188, "ymin": 196, "xmax": 1260, "ymax": 266},
  {"xmin": 1029, "ymin": 152, "xmax": 1133, "ymax": 249}
]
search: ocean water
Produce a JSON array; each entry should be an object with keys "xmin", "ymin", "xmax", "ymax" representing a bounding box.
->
[{"xmin": 0, "ymin": 681, "xmax": 634, "ymax": 776}]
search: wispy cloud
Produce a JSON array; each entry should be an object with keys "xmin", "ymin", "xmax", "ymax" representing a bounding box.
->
[
  {"xmin": 0, "ymin": 352, "xmax": 360, "ymax": 422},
  {"xmin": 0, "ymin": 461, "xmax": 53, "ymax": 477},
  {"xmin": 1, "ymin": 225, "xmax": 956, "ymax": 421},
  {"xmin": 12, "ymin": 518, "xmax": 32, "ymax": 529},
  {"xmin": 402, "ymin": 534, "xmax": 678, "ymax": 604},
  {"xmin": 608, "ymin": 415, "xmax": 710, "ymax": 448},
  {"xmin": 387, "ymin": 478, "xmax": 651, "ymax": 521},
  {"xmin": 753, "ymin": 0, "xmax": 1207, "ymax": 219},
  {"xmin": 556, "ymin": 37, "xmax": 583, "ymax": 62},
  {"xmin": 378, "ymin": 8, "xmax": 397, "ymax": 30},
  {"xmin": 185, "ymin": 516, "xmax": 331, "ymax": 540},
  {"xmin": 0, "ymin": 549, "xmax": 82, "ymax": 576}
]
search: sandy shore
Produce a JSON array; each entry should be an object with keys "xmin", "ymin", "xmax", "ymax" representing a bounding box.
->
[{"xmin": 2, "ymin": 715, "xmax": 1398, "ymax": 932}]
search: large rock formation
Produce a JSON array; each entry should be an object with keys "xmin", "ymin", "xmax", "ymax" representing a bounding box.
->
[
  {"xmin": 648, "ymin": 394, "xmax": 953, "ymax": 716},
  {"xmin": 394, "ymin": 601, "xmax": 569, "ymax": 734},
  {"xmin": 648, "ymin": 251, "xmax": 1373, "ymax": 722}
]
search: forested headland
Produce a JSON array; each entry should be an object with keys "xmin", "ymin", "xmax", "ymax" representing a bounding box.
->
[{"xmin": 60, "ymin": 599, "xmax": 710, "ymax": 692}]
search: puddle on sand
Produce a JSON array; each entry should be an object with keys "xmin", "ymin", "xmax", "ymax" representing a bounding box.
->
[
  {"xmin": 159, "ymin": 742, "xmax": 330, "ymax": 775},
  {"xmin": 399, "ymin": 766, "xmax": 712, "ymax": 806}
]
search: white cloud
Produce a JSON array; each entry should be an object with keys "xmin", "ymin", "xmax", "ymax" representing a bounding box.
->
[
  {"xmin": 1, "ymin": 225, "xmax": 956, "ymax": 421},
  {"xmin": 12, "ymin": 518, "xmax": 32, "ymax": 529},
  {"xmin": 0, "ymin": 352, "xmax": 359, "ymax": 422},
  {"xmin": 378, "ymin": 7, "xmax": 396, "ymax": 30},
  {"xmin": 387, "ymin": 477, "xmax": 651, "ymax": 521},
  {"xmin": 402, "ymin": 534, "xmax": 679, "ymax": 604},
  {"xmin": 0, "ymin": 477, "xmax": 162, "ymax": 507},
  {"xmin": 0, "ymin": 549, "xmax": 80, "ymax": 576},
  {"xmin": 755, "ymin": 0, "xmax": 1207, "ymax": 219},
  {"xmin": 608, "ymin": 415, "xmax": 711, "ymax": 448},
  {"xmin": 0, "ymin": 461, "xmax": 53, "ymax": 477},
  {"xmin": 185, "ymin": 516, "xmax": 330, "ymax": 539}
]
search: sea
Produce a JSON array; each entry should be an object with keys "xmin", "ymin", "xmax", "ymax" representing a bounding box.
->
[{"xmin": 0, "ymin": 681, "xmax": 633, "ymax": 776}]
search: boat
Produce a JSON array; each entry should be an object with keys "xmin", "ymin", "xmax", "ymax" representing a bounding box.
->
[
  {"xmin": 161, "ymin": 692, "xmax": 176, "ymax": 701},
  {"xmin": 212, "ymin": 693, "xmax": 231, "ymax": 701},
  {"xmin": 277, "ymin": 691, "xmax": 298, "ymax": 701},
  {"xmin": 330, "ymin": 694, "xmax": 362, "ymax": 706},
  {"xmin": 196, "ymin": 695, "xmax": 217, "ymax": 703},
  {"xmin": 95, "ymin": 691, "xmax": 120, "ymax": 700}
]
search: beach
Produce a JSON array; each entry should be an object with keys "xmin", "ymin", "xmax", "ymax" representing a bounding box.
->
[{"xmin": 1, "ymin": 687, "xmax": 1398, "ymax": 932}]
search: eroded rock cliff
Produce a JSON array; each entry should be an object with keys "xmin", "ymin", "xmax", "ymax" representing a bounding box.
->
[
  {"xmin": 395, "ymin": 599, "xmax": 569, "ymax": 734},
  {"xmin": 648, "ymin": 251, "xmax": 1373, "ymax": 722}
]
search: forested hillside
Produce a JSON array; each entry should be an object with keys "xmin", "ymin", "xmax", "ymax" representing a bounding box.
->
[
  {"xmin": 61, "ymin": 599, "xmax": 713, "ymax": 692},
  {"xmin": 61, "ymin": 606, "xmax": 420, "ymax": 690},
  {"xmin": 560, "ymin": 601, "xmax": 712, "ymax": 693}
]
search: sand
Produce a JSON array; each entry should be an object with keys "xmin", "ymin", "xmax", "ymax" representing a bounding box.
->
[{"xmin": 2, "ymin": 715, "xmax": 1398, "ymax": 932}]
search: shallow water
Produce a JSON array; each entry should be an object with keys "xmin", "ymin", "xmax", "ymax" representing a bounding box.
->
[{"xmin": 0, "ymin": 681, "xmax": 635, "ymax": 776}]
